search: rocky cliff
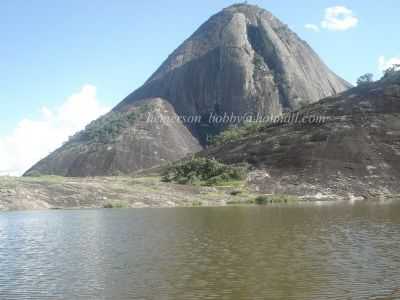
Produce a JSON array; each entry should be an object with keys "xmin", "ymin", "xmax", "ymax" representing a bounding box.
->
[
  {"xmin": 117, "ymin": 4, "xmax": 350, "ymax": 120},
  {"xmin": 25, "ymin": 4, "xmax": 350, "ymax": 177},
  {"xmin": 25, "ymin": 99, "xmax": 201, "ymax": 177},
  {"xmin": 203, "ymin": 72, "xmax": 400, "ymax": 199}
]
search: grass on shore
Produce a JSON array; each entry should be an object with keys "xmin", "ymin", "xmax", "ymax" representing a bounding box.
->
[
  {"xmin": 227, "ymin": 194, "xmax": 300, "ymax": 205},
  {"xmin": 2, "ymin": 174, "xmax": 301, "ymax": 209},
  {"xmin": 254, "ymin": 194, "xmax": 300, "ymax": 204},
  {"xmin": 20, "ymin": 175, "xmax": 66, "ymax": 184}
]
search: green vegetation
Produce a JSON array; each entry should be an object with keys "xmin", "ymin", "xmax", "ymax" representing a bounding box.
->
[
  {"xmin": 226, "ymin": 194, "xmax": 299, "ymax": 206},
  {"xmin": 297, "ymin": 98, "xmax": 310, "ymax": 109},
  {"xmin": 211, "ymin": 122, "xmax": 263, "ymax": 145},
  {"xmin": 357, "ymin": 73, "xmax": 374, "ymax": 86},
  {"xmin": 255, "ymin": 194, "xmax": 299, "ymax": 205},
  {"xmin": 70, "ymin": 104, "xmax": 152, "ymax": 144},
  {"xmin": 191, "ymin": 200, "xmax": 203, "ymax": 207},
  {"xmin": 21, "ymin": 174, "xmax": 65, "ymax": 184},
  {"xmin": 230, "ymin": 190, "xmax": 243, "ymax": 196},
  {"xmin": 24, "ymin": 170, "xmax": 42, "ymax": 177},
  {"xmin": 253, "ymin": 53, "xmax": 266, "ymax": 71},
  {"xmin": 161, "ymin": 157, "xmax": 248, "ymax": 186},
  {"xmin": 103, "ymin": 201, "xmax": 129, "ymax": 209},
  {"xmin": 226, "ymin": 198, "xmax": 255, "ymax": 205},
  {"xmin": 383, "ymin": 65, "xmax": 400, "ymax": 78}
]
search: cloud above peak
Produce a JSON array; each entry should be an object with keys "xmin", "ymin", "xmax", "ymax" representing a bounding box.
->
[
  {"xmin": 0, "ymin": 85, "xmax": 110, "ymax": 176},
  {"xmin": 305, "ymin": 6, "xmax": 358, "ymax": 33},
  {"xmin": 321, "ymin": 6, "xmax": 358, "ymax": 31},
  {"xmin": 304, "ymin": 24, "xmax": 320, "ymax": 32}
]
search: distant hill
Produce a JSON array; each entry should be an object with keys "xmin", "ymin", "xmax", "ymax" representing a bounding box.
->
[
  {"xmin": 203, "ymin": 71, "xmax": 400, "ymax": 199},
  {"xmin": 25, "ymin": 99, "xmax": 201, "ymax": 177}
]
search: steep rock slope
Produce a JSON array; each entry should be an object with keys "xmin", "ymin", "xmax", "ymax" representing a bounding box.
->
[
  {"xmin": 117, "ymin": 4, "xmax": 350, "ymax": 121},
  {"xmin": 25, "ymin": 4, "xmax": 350, "ymax": 177},
  {"xmin": 203, "ymin": 73, "xmax": 400, "ymax": 198},
  {"xmin": 25, "ymin": 99, "xmax": 201, "ymax": 177}
]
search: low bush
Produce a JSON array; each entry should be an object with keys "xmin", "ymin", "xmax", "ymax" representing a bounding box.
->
[
  {"xmin": 103, "ymin": 201, "xmax": 128, "ymax": 208},
  {"xmin": 211, "ymin": 122, "xmax": 263, "ymax": 145},
  {"xmin": 230, "ymin": 190, "xmax": 243, "ymax": 196},
  {"xmin": 254, "ymin": 196, "xmax": 269, "ymax": 205},
  {"xmin": 24, "ymin": 170, "xmax": 42, "ymax": 177},
  {"xmin": 356, "ymin": 73, "xmax": 374, "ymax": 86},
  {"xmin": 70, "ymin": 104, "xmax": 152, "ymax": 144},
  {"xmin": 162, "ymin": 157, "xmax": 248, "ymax": 186},
  {"xmin": 226, "ymin": 198, "xmax": 255, "ymax": 205},
  {"xmin": 255, "ymin": 194, "xmax": 299, "ymax": 205},
  {"xmin": 191, "ymin": 201, "xmax": 203, "ymax": 207}
]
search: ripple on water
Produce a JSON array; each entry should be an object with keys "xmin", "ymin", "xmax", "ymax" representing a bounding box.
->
[{"xmin": 0, "ymin": 204, "xmax": 400, "ymax": 299}]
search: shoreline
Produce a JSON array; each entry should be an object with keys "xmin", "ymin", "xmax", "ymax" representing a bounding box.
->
[{"xmin": 1, "ymin": 175, "xmax": 398, "ymax": 212}]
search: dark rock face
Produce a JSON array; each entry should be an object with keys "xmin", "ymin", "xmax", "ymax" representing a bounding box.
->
[
  {"xmin": 116, "ymin": 4, "xmax": 350, "ymax": 120},
  {"xmin": 25, "ymin": 99, "xmax": 201, "ymax": 177},
  {"xmin": 25, "ymin": 4, "xmax": 350, "ymax": 177},
  {"xmin": 204, "ymin": 73, "xmax": 400, "ymax": 198}
]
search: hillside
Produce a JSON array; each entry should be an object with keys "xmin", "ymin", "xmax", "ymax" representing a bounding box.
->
[
  {"xmin": 25, "ymin": 3, "xmax": 350, "ymax": 177},
  {"xmin": 0, "ymin": 174, "xmax": 267, "ymax": 211},
  {"xmin": 203, "ymin": 72, "xmax": 400, "ymax": 199},
  {"xmin": 25, "ymin": 98, "xmax": 201, "ymax": 177}
]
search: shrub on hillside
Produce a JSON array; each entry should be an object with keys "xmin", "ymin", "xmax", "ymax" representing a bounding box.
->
[
  {"xmin": 161, "ymin": 157, "xmax": 248, "ymax": 186},
  {"xmin": 383, "ymin": 65, "xmax": 400, "ymax": 78},
  {"xmin": 70, "ymin": 104, "xmax": 152, "ymax": 144},
  {"xmin": 211, "ymin": 122, "xmax": 263, "ymax": 145},
  {"xmin": 357, "ymin": 73, "xmax": 374, "ymax": 86},
  {"xmin": 255, "ymin": 194, "xmax": 299, "ymax": 205},
  {"xmin": 24, "ymin": 170, "xmax": 42, "ymax": 177}
]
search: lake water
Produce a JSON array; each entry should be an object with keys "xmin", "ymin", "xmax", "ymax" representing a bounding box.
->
[{"xmin": 1, "ymin": 203, "xmax": 400, "ymax": 300}]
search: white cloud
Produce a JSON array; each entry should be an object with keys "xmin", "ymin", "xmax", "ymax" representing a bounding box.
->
[
  {"xmin": 378, "ymin": 56, "xmax": 400, "ymax": 73},
  {"xmin": 0, "ymin": 85, "xmax": 110, "ymax": 176},
  {"xmin": 305, "ymin": 24, "xmax": 320, "ymax": 32},
  {"xmin": 321, "ymin": 6, "xmax": 358, "ymax": 31}
]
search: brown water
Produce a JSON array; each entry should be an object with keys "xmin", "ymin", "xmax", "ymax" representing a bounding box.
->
[{"xmin": 0, "ymin": 202, "xmax": 400, "ymax": 300}]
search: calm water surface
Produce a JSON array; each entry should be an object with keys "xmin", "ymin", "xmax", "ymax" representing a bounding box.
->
[{"xmin": 0, "ymin": 203, "xmax": 400, "ymax": 300}]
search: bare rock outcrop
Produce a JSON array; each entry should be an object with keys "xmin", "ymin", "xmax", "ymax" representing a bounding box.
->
[
  {"xmin": 25, "ymin": 98, "xmax": 201, "ymax": 177},
  {"xmin": 203, "ymin": 72, "xmax": 400, "ymax": 199},
  {"xmin": 117, "ymin": 4, "xmax": 350, "ymax": 121},
  {"xmin": 25, "ymin": 4, "xmax": 350, "ymax": 177}
]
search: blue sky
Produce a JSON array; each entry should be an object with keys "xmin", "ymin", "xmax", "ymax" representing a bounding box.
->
[{"xmin": 0, "ymin": 0, "xmax": 399, "ymax": 175}]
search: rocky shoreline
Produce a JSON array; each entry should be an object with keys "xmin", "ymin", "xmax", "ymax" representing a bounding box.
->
[
  {"xmin": 0, "ymin": 175, "xmax": 250, "ymax": 211},
  {"xmin": 1, "ymin": 172, "xmax": 398, "ymax": 212}
]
